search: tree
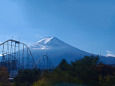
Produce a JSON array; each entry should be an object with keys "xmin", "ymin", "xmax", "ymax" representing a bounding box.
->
[
  {"xmin": 70, "ymin": 56, "xmax": 99, "ymax": 85},
  {"xmin": 14, "ymin": 68, "xmax": 41, "ymax": 86},
  {"xmin": 58, "ymin": 59, "xmax": 71, "ymax": 71},
  {"xmin": 0, "ymin": 67, "xmax": 9, "ymax": 86}
]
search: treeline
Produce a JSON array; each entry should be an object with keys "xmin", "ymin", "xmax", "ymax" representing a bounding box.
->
[{"xmin": 13, "ymin": 56, "xmax": 115, "ymax": 86}]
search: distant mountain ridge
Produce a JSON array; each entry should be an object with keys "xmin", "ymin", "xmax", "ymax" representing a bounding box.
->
[{"xmin": 29, "ymin": 37, "xmax": 115, "ymax": 67}]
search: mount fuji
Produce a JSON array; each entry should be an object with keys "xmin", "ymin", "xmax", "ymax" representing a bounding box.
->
[{"xmin": 29, "ymin": 37, "xmax": 115, "ymax": 67}]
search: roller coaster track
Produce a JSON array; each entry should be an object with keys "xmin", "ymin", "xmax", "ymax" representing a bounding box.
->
[
  {"xmin": 0, "ymin": 39, "xmax": 36, "ymax": 74},
  {"xmin": 37, "ymin": 55, "xmax": 54, "ymax": 71},
  {"xmin": 0, "ymin": 39, "xmax": 54, "ymax": 75}
]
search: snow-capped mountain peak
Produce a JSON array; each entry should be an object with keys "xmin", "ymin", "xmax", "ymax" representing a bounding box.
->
[
  {"xmin": 30, "ymin": 37, "xmax": 69, "ymax": 50},
  {"xmin": 31, "ymin": 37, "xmax": 69, "ymax": 48},
  {"xmin": 37, "ymin": 37, "xmax": 54, "ymax": 44},
  {"xmin": 29, "ymin": 37, "xmax": 115, "ymax": 66}
]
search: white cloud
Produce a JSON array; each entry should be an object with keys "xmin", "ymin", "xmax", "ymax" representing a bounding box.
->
[
  {"xmin": 106, "ymin": 50, "xmax": 112, "ymax": 53},
  {"xmin": 106, "ymin": 53, "xmax": 115, "ymax": 57},
  {"xmin": 106, "ymin": 50, "xmax": 115, "ymax": 57},
  {"xmin": 0, "ymin": 54, "xmax": 2, "ymax": 56},
  {"xmin": 34, "ymin": 34, "xmax": 43, "ymax": 38},
  {"xmin": 0, "ymin": 54, "xmax": 7, "ymax": 56}
]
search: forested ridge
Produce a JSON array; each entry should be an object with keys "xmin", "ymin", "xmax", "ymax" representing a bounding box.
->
[{"xmin": 1, "ymin": 56, "xmax": 114, "ymax": 86}]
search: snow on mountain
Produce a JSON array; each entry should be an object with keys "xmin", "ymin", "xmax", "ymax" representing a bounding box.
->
[
  {"xmin": 29, "ymin": 37, "xmax": 115, "ymax": 67},
  {"xmin": 30, "ymin": 37, "xmax": 72, "ymax": 49},
  {"xmin": 37, "ymin": 37, "xmax": 54, "ymax": 45}
]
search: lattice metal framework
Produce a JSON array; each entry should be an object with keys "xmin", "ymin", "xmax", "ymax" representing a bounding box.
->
[
  {"xmin": 37, "ymin": 55, "xmax": 54, "ymax": 71},
  {"xmin": 0, "ymin": 39, "xmax": 36, "ymax": 75}
]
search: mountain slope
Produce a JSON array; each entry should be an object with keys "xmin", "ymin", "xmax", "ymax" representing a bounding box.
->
[{"xmin": 29, "ymin": 37, "xmax": 115, "ymax": 67}]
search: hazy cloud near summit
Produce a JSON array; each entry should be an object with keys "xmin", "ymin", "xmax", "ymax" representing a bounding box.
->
[
  {"xmin": 106, "ymin": 50, "xmax": 115, "ymax": 57},
  {"xmin": 34, "ymin": 34, "xmax": 44, "ymax": 38}
]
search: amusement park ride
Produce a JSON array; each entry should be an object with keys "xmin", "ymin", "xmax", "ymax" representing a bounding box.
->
[{"xmin": 0, "ymin": 39, "xmax": 53, "ymax": 77}]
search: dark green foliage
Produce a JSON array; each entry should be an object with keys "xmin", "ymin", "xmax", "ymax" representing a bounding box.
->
[
  {"xmin": 14, "ymin": 68, "xmax": 41, "ymax": 86},
  {"xmin": 36, "ymin": 56, "xmax": 115, "ymax": 86},
  {"xmin": 13, "ymin": 56, "xmax": 115, "ymax": 86},
  {"xmin": 70, "ymin": 56, "xmax": 99, "ymax": 85},
  {"xmin": 58, "ymin": 59, "xmax": 71, "ymax": 71},
  {"xmin": 51, "ymin": 56, "xmax": 100, "ymax": 85}
]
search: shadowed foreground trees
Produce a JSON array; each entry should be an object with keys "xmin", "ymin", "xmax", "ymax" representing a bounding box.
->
[
  {"xmin": 0, "ymin": 67, "xmax": 9, "ymax": 86},
  {"xmin": 33, "ymin": 56, "xmax": 100, "ymax": 86},
  {"xmin": 13, "ymin": 68, "xmax": 41, "ymax": 86},
  {"xmin": 13, "ymin": 56, "xmax": 115, "ymax": 86},
  {"xmin": 32, "ymin": 56, "xmax": 115, "ymax": 86}
]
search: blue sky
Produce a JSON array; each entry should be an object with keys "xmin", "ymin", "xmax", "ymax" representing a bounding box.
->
[{"xmin": 0, "ymin": 0, "xmax": 115, "ymax": 56}]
